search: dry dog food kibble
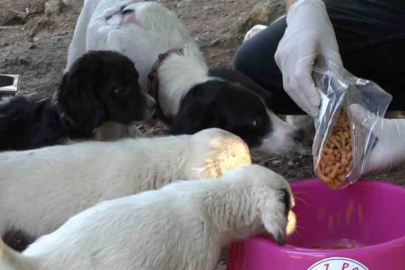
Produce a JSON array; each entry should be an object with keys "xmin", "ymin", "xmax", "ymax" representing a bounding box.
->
[{"xmin": 315, "ymin": 109, "xmax": 353, "ymax": 189}]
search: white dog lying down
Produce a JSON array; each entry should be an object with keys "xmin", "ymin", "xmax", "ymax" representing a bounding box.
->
[
  {"xmin": 0, "ymin": 165, "xmax": 296, "ymax": 270},
  {"xmin": 0, "ymin": 128, "xmax": 251, "ymax": 240},
  {"xmin": 65, "ymin": 0, "xmax": 310, "ymax": 156}
]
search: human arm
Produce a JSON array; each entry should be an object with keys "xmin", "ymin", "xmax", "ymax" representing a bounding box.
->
[
  {"xmin": 350, "ymin": 104, "xmax": 405, "ymax": 173},
  {"xmin": 275, "ymin": 0, "xmax": 342, "ymax": 117}
]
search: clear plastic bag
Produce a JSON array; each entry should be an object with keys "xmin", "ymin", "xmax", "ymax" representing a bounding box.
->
[{"xmin": 312, "ymin": 59, "xmax": 393, "ymax": 189}]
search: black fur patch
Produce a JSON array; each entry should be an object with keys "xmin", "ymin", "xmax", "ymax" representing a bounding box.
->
[
  {"xmin": 0, "ymin": 50, "xmax": 147, "ymax": 151},
  {"xmin": 171, "ymin": 68, "xmax": 274, "ymax": 148},
  {"xmin": 279, "ymin": 188, "xmax": 291, "ymax": 218},
  {"xmin": 3, "ymin": 229, "xmax": 35, "ymax": 252},
  {"xmin": 276, "ymin": 232, "xmax": 286, "ymax": 246}
]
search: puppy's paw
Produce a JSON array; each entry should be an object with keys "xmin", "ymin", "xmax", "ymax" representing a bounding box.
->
[
  {"xmin": 93, "ymin": 122, "xmax": 130, "ymax": 141},
  {"xmin": 128, "ymin": 124, "xmax": 145, "ymax": 138}
]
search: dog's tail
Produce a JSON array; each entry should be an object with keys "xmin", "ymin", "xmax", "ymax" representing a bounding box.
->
[{"xmin": 0, "ymin": 237, "xmax": 37, "ymax": 270}]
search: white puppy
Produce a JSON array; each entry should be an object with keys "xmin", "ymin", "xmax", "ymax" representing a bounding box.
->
[
  {"xmin": 65, "ymin": 0, "xmax": 311, "ymax": 156},
  {"xmin": 0, "ymin": 128, "xmax": 251, "ymax": 240},
  {"xmin": 0, "ymin": 165, "xmax": 296, "ymax": 270}
]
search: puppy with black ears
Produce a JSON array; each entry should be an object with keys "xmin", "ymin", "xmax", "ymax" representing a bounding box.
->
[
  {"xmin": 0, "ymin": 165, "xmax": 296, "ymax": 270},
  {"xmin": 172, "ymin": 67, "xmax": 309, "ymax": 155},
  {"xmin": 0, "ymin": 50, "xmax": 155, "ymax": 151},
  {"xmin": 66, "ymin": 0, "xmax": 310, "ymax": 157}
]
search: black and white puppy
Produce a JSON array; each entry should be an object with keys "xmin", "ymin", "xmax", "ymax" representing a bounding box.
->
[
  {"xmin": 0, "ymin": 50, "xmax": 155, "ymax": 151},
  {"xmin": 66, "ymin": 0, "xmax": 309, "ymax": 156},
  {"xmin": 171, "ymin": 68, "xmax": 307, "ymax": 152}
]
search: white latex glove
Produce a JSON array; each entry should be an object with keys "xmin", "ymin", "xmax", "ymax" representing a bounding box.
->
[
  {"xmin": 275, "ymin": 0, "xmax": 343, "ymax": 117},
  {"xmin": 350, "ymin": 104, "xmax": 405, "ymax": 173}
]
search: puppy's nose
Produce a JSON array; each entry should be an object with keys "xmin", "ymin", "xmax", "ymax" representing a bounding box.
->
[{"xmin": 292, "ymin": 128, "xmax": 305, "ymax": 143}]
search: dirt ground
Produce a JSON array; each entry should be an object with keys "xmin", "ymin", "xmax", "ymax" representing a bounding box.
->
[{"xmin": 1, "ymin": 0, "xmax": 405, "ymax": 261}]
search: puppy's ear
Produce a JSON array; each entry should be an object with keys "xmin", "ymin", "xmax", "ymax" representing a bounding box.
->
[
  {"xmin": 171, "ymin": 100, "xmax": 215, "ymax": 135},
  {"xmin": 210, "ymin": 67, "xmax": 273, "ymax": 107},
  {"xmin": 240, "ymin": 80, "xmax": 273, "ymax": 107},
  {"xmin": 58, "ymin": 70, "xmax": 106, "ymax": 134},
  {"xmin": 253, "ymin": 88, "xmax": 273, "ymax": 108}
]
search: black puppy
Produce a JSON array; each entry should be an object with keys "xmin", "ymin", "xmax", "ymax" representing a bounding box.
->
[{"xmin": 0, "ymin": 50, "xmax": 155, "ymax": 151}]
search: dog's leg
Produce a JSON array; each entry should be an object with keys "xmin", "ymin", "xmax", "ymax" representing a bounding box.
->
[
  {"xmin": 65, "ymin": 0, "xmax": 103, "ymax": 72},
  {"xmin": 93, "ymin": 121, "xmax": 130, "ymax": 141},
  {"xmin": 128, "ymin": 124, "xmax": 145, "ymax": 138}
]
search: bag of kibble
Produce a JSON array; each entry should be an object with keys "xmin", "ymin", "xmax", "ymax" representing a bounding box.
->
[{"xmin": 312, "ymin": 59, "xmax": 392, "ymax": 189}]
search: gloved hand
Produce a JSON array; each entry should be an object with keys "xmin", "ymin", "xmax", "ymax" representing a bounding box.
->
[
  {"xmin": 275, "ymin": 0, "xmax": 342, "ymax": 117},
  {"xmin": 350, "ymin": 104, "xmax": 405, "ymax": 173}
]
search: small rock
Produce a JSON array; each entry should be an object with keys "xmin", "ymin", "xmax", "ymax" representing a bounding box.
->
[
  {"xmin": 177, "ymin": 0, "xmax": 192, "ymax": 9},
  {"xmin": 208, "ymin": 39, "xmax": 220, "ymax": 47},
  {"xmin": 29, "ymin": 18, "xmax": 53, "ymax": 38},
  {"xmin": 28, "ymin": 44, "xmax": 37, "ymax": 49},
  {"xmin": 62, "ymin": 0, "xmax": 83, "ymax": 8},
  {"xmin": 45, "ymin": 0, "xmax": 65, "ymax": 15},
  {"xmin": 238, "ymin": 0, "xmax": 285, "ymax": 34},
  {"xmin": 18, "ymin": 58, "xmax": 30, "ymax": 66},
  {"xmin": 200, "ymin": 6, "xmax": 219, "ymax": 16},
  {"xmin": 287, "ymin": 161, "xmax": 295, "ymax": 167}
]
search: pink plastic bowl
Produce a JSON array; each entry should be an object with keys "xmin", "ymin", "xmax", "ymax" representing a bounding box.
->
[{"xmin": 227, "ymin": 179, "xmax": 405, "ymax": 270}]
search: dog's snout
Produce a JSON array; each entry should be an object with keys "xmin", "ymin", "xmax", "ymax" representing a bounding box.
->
[{"xmin": 292, "ymin": 128, "xmax": 305, "ymax": 142}]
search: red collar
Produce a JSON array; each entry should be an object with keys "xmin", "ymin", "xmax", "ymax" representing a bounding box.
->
[{"xmin": 147, "ymin": 48, "xmax": 184, "ymax": 126}]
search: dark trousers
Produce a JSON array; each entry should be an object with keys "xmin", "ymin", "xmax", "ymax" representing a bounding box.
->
[{"xmin": 233, "ymin": 0, "xmax": 405, "ymax": 115}]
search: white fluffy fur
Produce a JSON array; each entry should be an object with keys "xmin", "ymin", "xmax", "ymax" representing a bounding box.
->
[
  {"xmin": 66, "ymin": 0, "xmax": 216, "ymax": 134},
  {"xmin": 66, "ymin": 0, "xmax": 209, "ymax": 115},
  {"xmin": 0, "ymin": 165, "xmax": 296, "ymax": 270},
  {"xmin": 0, "ymin": 128, "xmax": 251, "ymax": 239},
  {"xmin": 66, "ymin": 0, "xmax": 311, "ymax": 155}
]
